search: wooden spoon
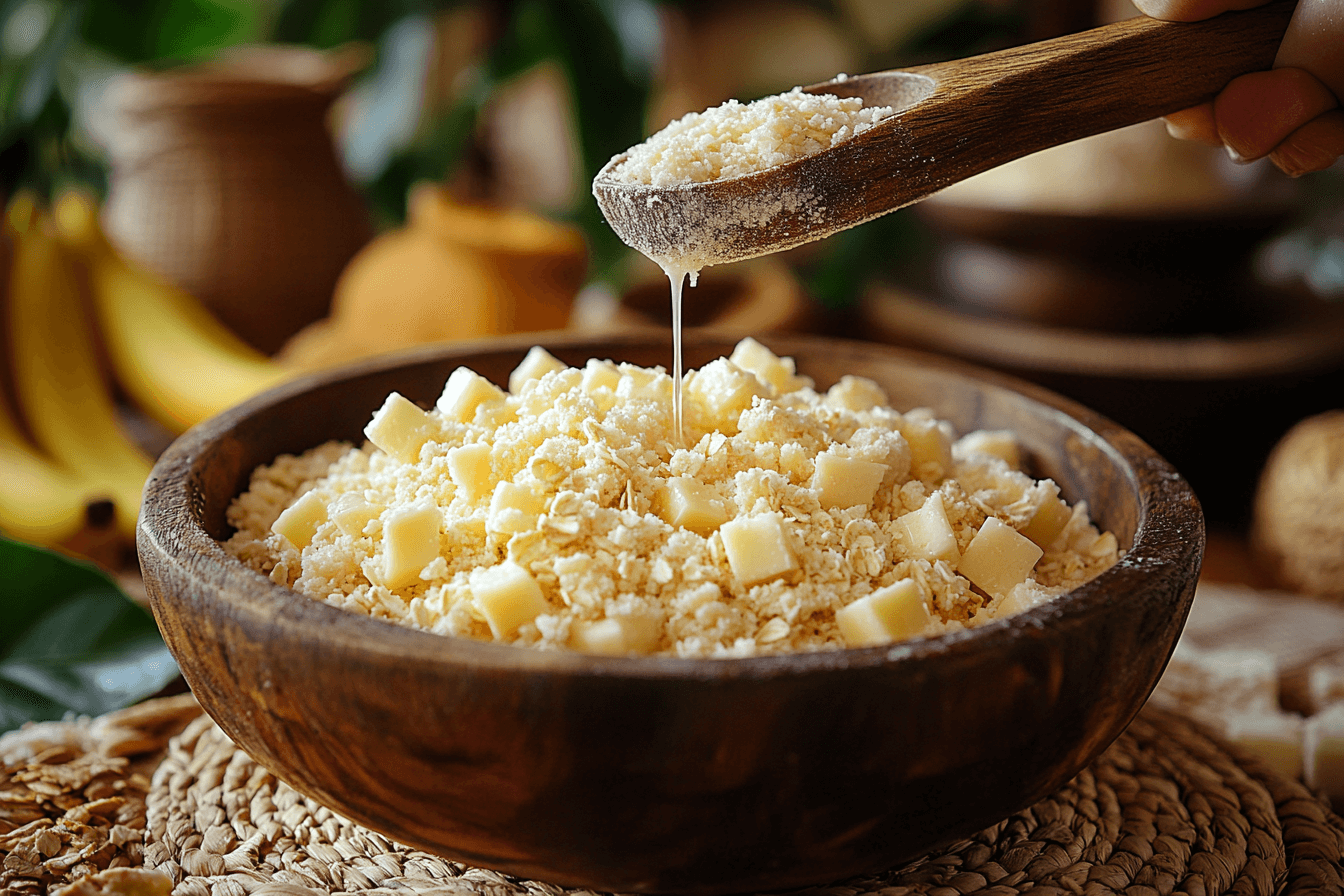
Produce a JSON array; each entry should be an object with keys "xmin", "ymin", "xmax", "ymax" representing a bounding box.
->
[{"xmin": 592, "ymin": 0, "xmax": 1298, "ymax": 270}]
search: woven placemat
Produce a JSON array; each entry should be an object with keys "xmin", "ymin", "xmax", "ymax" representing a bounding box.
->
[
  {"xmin": 136, "ymin": 705, "xmax": 1344, "ymax": 896},
  {"xmin": 5, "ymin": 699, "xmax": 1342, "ymax": 896}
]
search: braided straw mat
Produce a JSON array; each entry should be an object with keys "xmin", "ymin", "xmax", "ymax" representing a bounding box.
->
[{"xmin": 4, "ymin": 698, "xmax": 1343, "ymax": 896}]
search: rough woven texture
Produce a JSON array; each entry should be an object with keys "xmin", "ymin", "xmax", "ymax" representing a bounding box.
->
[
  {"xmin": 0, "ymin": 694, "xmax": 201, "ymax": 894},
  {"xmin": 135, "ymin": 706, "xmax": 1344, "ymax": 896}
]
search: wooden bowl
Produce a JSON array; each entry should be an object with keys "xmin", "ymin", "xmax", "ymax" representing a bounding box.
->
[{"xmin": 138, "ymin": 332, "xmax": 1203, "ymax": 895}]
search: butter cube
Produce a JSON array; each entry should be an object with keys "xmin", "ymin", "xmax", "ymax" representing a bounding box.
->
[
  {"xmin": 330, "ymin": 492, "xmax": 383, "ymax": 538},
  {"xmin": 364, "ymin": 392, "xmax": 434, "ymax": 463},
  {"xmin": 472, "ymin": 560, "xmax": 549, "ymax": 638},
  {"xmin": 895, "ymin": 492, "xmax": 960, "ymax": 564},
  {"xmin": 581, "ymin": 359, "xmax": 621, "ymax": 394},
  {"xmin": 509, "ymin": 346, "xmax": 568, "ymax": 395},
  {"xmin": 994, "ymin": 588, "xmax": 1036, "ymax": 618},
  {"xmin": 570, "ymin": 615, "xmax": 660, "ymax": 655},
  {"xmin": 728, "ymin": 337, "xmax": 811, "ymax": 394},
  {"xmin": 1305, "ymin": 704, "xmax": 1344, "ymax": 803},
  {"xmin": 720, "ymin": 513, "xmax": 797, "ymax": 586},
  {"xmin": 686, "ymin": 359, "xmax": 767, "ymax": 429},
  {"xmin": 812, "ymin": 453, "xmax": 888, "ymax": 509},
  {"xmin": 1021, "ymin": 485, "xmax": 1072, "ymax": 549},
  {"xmin": 271, "ymin": 490, "xmax": 326, "ymax": 549},
  {"xmin": 437, "ymin": 367, "xmax": 506, "ymax": 422},
  {"xmin": 655, "ymin": 476, "xmax": 728, "ymax": 536},
  {"xmin": 448, "ymin": 442, "xmax": 494, "ymax": 502},
  {"xmin": 901, "ymin": 411, "xmax": 953, "ymax": 479},
  {"xmin": 616, "ymin": 365, "xmax": 671, "ymax": 402},
  {"xmin": 954, "ymin": 430, "xmax": 1021, "ymax": 469},
  {"xmin": 382, "ymin": 500, "xmax": 443, "ymax": 590},
  {"xmin": 959, "ymin": 516, "xmax": 1044, "ymax": 599},
  {"xmin": 488, "ymin": 481, "xmax": 546, "ymax": 534},
  {"xmin": 826, "ymin": 375, "xmax": 888, "ymax": 412},
  {"xmin": 1225, "ymin": 712, "xmax": 1304, "ymax": 781},
  {"xmin": 836, "ymin": 578, "xmax": 931, "ymax": 647}
]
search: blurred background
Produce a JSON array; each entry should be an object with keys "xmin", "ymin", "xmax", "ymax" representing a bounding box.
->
[{"xmin": 3, "ymin": 0, "xmax": 1343, "ymax": 563}]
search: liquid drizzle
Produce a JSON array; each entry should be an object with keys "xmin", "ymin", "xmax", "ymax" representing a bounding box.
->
[{"xmin": 659, "ymin": 263, "xmax": 698, "ymax": 448}]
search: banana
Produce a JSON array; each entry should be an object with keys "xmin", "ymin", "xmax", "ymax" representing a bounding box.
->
[
  {"xmin": 53, "ymin": 190, "xmax": 292, "ymax": 435},
  {"xmin": 6, "ymin": 196, "xmax": 151, "ymax": 543},
  {"xmin": 0, "ymin": 207, "xmax": 121, "ymax": 557}
]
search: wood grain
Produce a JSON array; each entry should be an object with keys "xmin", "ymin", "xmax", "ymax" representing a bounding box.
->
[
  {"xmin": 137, "ymin": 333, "xmax": 1204, "ymax": 894},
  {"xmin": 593, "ymin": 1, "xmax": 1297, "ymax": 266}
]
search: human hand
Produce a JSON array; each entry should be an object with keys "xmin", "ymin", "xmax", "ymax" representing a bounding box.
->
[{"xmin": 1133, "ymin": 0, "xmax": 1344, "ymax": 175}]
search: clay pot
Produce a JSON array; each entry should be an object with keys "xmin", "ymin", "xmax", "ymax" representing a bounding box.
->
[{"xmin": 100, "ymin": 45, "xmax": 374, "ymax": 354}]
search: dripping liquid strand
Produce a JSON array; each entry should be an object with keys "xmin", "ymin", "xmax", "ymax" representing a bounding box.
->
[{"xmin": 662, "ymin": 265, "xmax": 697, "ymax": 448}]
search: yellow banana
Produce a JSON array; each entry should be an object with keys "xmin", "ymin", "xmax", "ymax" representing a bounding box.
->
[
  {"xmin": 0, "ymin": 207, "xmax": 121, "ymax": 557},
  {"xmin": 6, "ymin": 197, "xmax": 151, "ymax": 543},
  {"xmin": 0, "ymin": 391, "xmax": 105, "ymax": 548},
  {"xmin": 52, "ymin": 190, "xmax": 292, "ymax": 435}
]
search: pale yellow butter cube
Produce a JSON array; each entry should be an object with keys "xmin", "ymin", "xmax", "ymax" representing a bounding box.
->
[
  {"xmin": 728, "ymin": 337, "xmax": 811, "ymax": 394},
  {"xmin": 959, "ymin": 517, "xmax": 1044, "ymax": 599},
  {"xmin": 825, "ymin": 375, "xmax": 888, "ymax": 412},
  {"xmin": 1022, "ymin": 486, "xmax": 1072, "ymax": 549},
  {"xmin": 364, "ymin": 392, "xmax": 434, "ymax": 463},
  {"xmin": 685, "ymin": 358, "xmax": 767, "ymax": 428},
  {"xmin": 1225, "ymin": 712, "xmax": 1304, "ymax": 781},
  {"xmin": 1305, "ymin": 704, "xmax": 1344, "ymax": 803},
  {"xmin": 271, "ymin": 490, "xmax": 326, "ymax": 549},
  {"xmin": 437, "ymin": 367, "xmax": 506, "ymax": 422},
  {"xmin": 896, "ymin": 492, "xmax": 960, "ymax": 564},
  {"xmin": 487, "ymin": 480, "xmax": 546, "ymax": 534},
  {"xmin": 616, "ymin": 365, "xmax": 671, "ymax": 402},
  {"xmin": 836, "ymin": 578, "xmax": 931, "ymax": 647},
  {"xmin": 448, "ymin": 442, "xmax": 494, "ymax": 502},
  {"xmin": 330, "ymin": 492, "xmax": 383, "ymax": 538},
  {"xmin": 581, "ymin": 359, "xmax": 621, "ymax": 394},
  {"xmin": 509, "ymin": 346, "xmax": 568, "ymax": 395},
  {"xmin": 954, "ymin": 430, "xmax": 1022, "ymax": 469},
  {"xmin": 994, "ymin": 588, "xmax": 1036, "ymax": 618},
  {"xmin": 570, "ymin": 615, "xmax": 659, "ymax": 655},
  {"xmin": 472, "ymin": 560, "xmax": 549, "ymax": 638},
  {"xmin": 720, "ymin": 513, "xmax": 796, "ymax": 585},
  {"xmin": 813, "ymin": 453, "xmax": 888, "ymax": 509},
  {"xmin": 382, "ymin": 500, "xmax": 443, "ymax": 590},
  {"xmin": 655, "ymin": 477, "xmax": 728, "ymax": 536},
  {"xmin": 901, "ymin": 411, "xmax": 953, "ymax": 479}
]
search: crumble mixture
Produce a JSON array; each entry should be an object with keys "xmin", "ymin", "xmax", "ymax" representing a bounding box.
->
[
  {"xmin": 610, "ymin": 87, "xmax": 893, "ymax": 187},
  {"xmin": 223, "ymin": 339, "xmax": 1119, "ymax": 658}
]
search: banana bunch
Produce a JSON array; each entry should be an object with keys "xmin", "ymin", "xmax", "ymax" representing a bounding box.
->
[
  {"xmin": 53, "ymin": 191, "xmax": 291, "ymax": 436},
  {"xmin": 1, "ymin": 191, "xmax": 293, "ymax": 562}
]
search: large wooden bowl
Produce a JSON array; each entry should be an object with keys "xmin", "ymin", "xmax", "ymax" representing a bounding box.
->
[{"xmin": 139, "ymin": 332, "xmax": 1203, "ymax": 895}]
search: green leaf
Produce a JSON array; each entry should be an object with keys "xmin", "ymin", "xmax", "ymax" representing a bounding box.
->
[
  {"xmin": 80, "ymin": 0, "xmax": 262, "ymax": 63},
  {"xmin": 0, "ymin": 538, "xmax": 179, "ymax": 733}
]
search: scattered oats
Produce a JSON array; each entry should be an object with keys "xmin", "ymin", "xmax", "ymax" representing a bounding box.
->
[{"xmin": 224, "ymin": 340, "xmax": 1119, "ymax": 657}]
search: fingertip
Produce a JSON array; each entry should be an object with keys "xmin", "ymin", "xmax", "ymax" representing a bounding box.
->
[
  {"xmin": 1214, "ymin": 68, "xmax": 1340, "ymax": 161},
  {"xmin": 1269, "ymin": 110, "xmax": 1344, "ymax": 176},
  {"xmin": 1164, "ymin": 104, "xmax": 1221, "ymax": 145},
  {"xmin": 1134, "ymin": 0, "xmax": 1272, "ymax": 21}
]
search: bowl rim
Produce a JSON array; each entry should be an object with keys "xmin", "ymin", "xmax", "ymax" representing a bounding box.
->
[{"xmin": 139, "ymin": 330, "xmax": 1203, "ymax": 680}]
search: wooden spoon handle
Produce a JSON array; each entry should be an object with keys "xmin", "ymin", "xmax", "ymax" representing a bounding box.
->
[{"xmin": 842, "ymin": 0, "xmax": 1298, "ymax": 200}]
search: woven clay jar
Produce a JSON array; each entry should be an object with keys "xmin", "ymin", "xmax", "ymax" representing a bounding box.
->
[{"xmin": 100, "ymin": 45, "xmax": 374, "ymax": 354}]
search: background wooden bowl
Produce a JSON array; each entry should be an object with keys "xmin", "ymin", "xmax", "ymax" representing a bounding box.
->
[{"xmin": 138, "ymin": 332, "xmax": 1203, "ymax": 895}]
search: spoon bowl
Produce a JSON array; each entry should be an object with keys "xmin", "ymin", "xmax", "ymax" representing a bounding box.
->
[{"xmin": 593, "ymin": 1, "xmax": 1295, "ymax": 267}]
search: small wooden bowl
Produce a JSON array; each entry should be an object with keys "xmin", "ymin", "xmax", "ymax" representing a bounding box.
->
[{"xmin": 138, "ymin": 332, "xmax": 1203, "ymax": 895}]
